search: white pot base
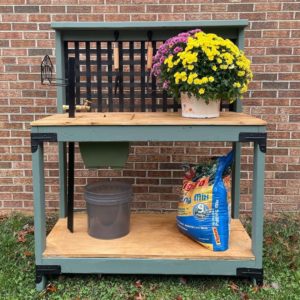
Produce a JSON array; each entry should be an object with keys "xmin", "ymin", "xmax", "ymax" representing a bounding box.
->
[{"xmin": 181, "ymin": 93, "xmax": 220, "ymax": 119}]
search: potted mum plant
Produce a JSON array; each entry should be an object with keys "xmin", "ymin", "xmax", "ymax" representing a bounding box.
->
[{"xmin": 152, "ymin": 30, "xmax": 253, "ymax": 118}]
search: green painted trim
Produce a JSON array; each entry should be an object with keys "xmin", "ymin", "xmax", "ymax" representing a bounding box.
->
[
  {"xmin": 51, "ymin": 20, "xmax": 248, "ymax": 30},
  {"xmin": 42, "ymin": 257, "xmax": 255, "ymax": 275},
  {"xmin": 55, "ymin": 31, "xmax": 66, "ymax": 111},
  {"xmin": 251, "ymin": 142, "xmax": 265, "ymax": 268},
  {"xmin": 58, "ymin": 142, "xmax": 67, "ymax": 218},
  {"xmin": 32, "ymin": 125, "xmax": 266, "ymax": 142},
  {"xmin": 32, "ymin": 144, "xmax": 46, "ymax": 264}
]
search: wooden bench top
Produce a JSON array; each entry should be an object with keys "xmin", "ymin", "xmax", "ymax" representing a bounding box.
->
[{"xmin": 31, "ymin": 112, "xmax": 267, "ymax": 127}]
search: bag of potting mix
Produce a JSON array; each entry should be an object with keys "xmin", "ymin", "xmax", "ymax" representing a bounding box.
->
[{"xmin": 177, "ymin": 151, "xmax": 233, "ymax": 251}]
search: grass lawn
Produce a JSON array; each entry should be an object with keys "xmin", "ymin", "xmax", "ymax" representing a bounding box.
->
[{"xmin": 0, "ymin": 212, "xmax": 299, "ymax": 300}]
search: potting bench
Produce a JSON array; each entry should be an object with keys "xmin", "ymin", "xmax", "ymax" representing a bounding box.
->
[{"xmin": 31, "ymin": 21, "xmax": 267, "ymax": 290}]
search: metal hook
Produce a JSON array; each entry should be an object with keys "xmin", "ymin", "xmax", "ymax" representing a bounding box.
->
[
  {"xmin": 147, "ymin": 30, "xmax": 153, "ymax": 42},
  {"xmin": 114, "ymin": 30, "xmax": 119, "ymax": 42}
]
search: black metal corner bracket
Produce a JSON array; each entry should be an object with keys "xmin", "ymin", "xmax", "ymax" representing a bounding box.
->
[
  {"xmin": 36, "ymin": 265, "xmax": 61, "ymax": 284},
  {"xmin": 239, "ymin": 132, "xmax": 267, "ymax": 153},
  {"xmin": 31, "ymin": 133, "xmax": 57, "ymax": 153},
  {"xmin": 237, "ymin": 268, "xmax": 264, "ymax": 285}
]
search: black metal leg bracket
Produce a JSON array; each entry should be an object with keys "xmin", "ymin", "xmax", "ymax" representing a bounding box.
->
[
  {"xmin": 239, "ymin": 132, "xmax": 267, "ymax": 153},
  {"xmin": 36, "ymin": 265, "xmax": 61, "ymax": 284},
  {"xmin": 31, "ymin": 133, "xmax": 58, "ymax": 153},
  {"xmin": 237, "ymin": 268, "xmax": 264, "ymax": 285}
]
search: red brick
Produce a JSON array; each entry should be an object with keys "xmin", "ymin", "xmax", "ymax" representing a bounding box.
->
[
  {"xmin": 201, "ymin": 4, "xmax": 226, "ymax": 12},
  {"xmin": 147, "ymin": 5, "xmax": 172, "ymax": 13},
  {"xmin": 0, "ymin": 23, "xmax": 11, "ymax": 30},
  {"xmin": 283, "ymin": 3, "xmax": 300, "ymax": 11},
  {"xmin": 92, "ymin": 5, "xmax": 118, "ymax": 13},
  {"xmin": 29, "ymin": 15, "xmax": 51, "ymax": 22},
  {"xmin": 14, "ymin": 5, "xmax": 39, "ymax": 13},
  {"xmin": 278, "ymin": 39, "xmax": 300, "ymax": 47},
  {"xmin": 240, "ymin": 13, "xmax": 266, "ymax": 21},
  {"xmin": 249, "ymin": 38, "xmax": 276, "ymax": 47},
  {"xmin": 41, "ymin": 6, "xmax": 66, "ymax": 13},
  {"xmin": 174, "ymin": 5, "xmax": 199, "ymax": 13},
  {"xmin": 262, "ymin": 30, "xmax": 289, "ymax": 38},
  {"xmin": 131, "ymin": 14, "xmax": 157, "ymax": 21},
  {"xmin": 256, "ymin": 3, "xmax": 281, "ymax": 11},
  {"xmin": 52, "ymin": 14, "xmax": 77, "ymax": 22},
  {"xmin": 158, "ymin": 14, "xmax": 184, "ymax": 21},
  {"xmin": 185, "ymin": 13, "xmax": 211, "ymax": 21},
  {"xmin": 105, "ymin": 14, "xmax": 130, "ymax": 21},
  {"xmin": 228, "ymin": 4, "xmax": 254, "ymax": 12},
  {"xmin": 120, "ymin": 5, "xmax": 145, "ymax": 13},
  {"xmin": 2, "ymin": 14, "xmax": 27, "ymax": 22},
  {"xmin": 251, "ymin": 21, "xmax": 278, "ymax": 30}
]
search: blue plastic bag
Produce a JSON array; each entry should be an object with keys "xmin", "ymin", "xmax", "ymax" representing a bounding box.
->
[{"xmin": 177, "ymin": 151, "xmax": 233, "ymax": 251}]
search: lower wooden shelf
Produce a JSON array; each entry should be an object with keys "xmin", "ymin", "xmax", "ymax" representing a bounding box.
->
[{"xmin": 44, "ymin": 213, "xmax": 254, "ymax": 260}]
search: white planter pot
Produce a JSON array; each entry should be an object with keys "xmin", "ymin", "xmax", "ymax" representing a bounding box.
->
[{"xmin": 181, "ymin": 93, "xmax": 220, "ymax": 119}]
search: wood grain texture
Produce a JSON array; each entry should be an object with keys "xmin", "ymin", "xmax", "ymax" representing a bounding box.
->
[
  {"xmin": 31, "ymin": 112, "xmax": 267, "ymax": 127},
  {"xmin": 44, "ymin": 213, "xmax": 255, "ymax": 260}
]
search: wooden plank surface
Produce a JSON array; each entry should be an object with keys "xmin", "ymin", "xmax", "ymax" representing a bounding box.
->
[
  {"xmin": 31, "ymin": 112, "xmax": 266, "ymax": 127},
  {"xmin": 44, "ymin": 213, "xmax": 254, "ymax": 260}
]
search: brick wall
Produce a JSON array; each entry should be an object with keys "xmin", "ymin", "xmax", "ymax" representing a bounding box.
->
[{"xmin": 0, "ymin": 0, "xmax": 299, "ymax": 213}]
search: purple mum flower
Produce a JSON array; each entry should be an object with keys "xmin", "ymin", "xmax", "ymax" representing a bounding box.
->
[
  {"xmin": 173, "ymin": 46, "xmax": 183, "ymax": 54},
  {"xmin": 162, "ymin": 80, "xmax": 170, "ymax": 89},
  {"xmin": 151, "ymin": 28, "xmax": 202, "ymax": 83}
]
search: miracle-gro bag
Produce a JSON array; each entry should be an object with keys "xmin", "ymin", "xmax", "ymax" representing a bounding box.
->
[{"xmin": 177, "ymin": 151, "xmax": 233, "ymax": 251}]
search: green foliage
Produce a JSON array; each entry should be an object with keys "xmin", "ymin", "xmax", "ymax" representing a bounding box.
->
[{"xmin": 0, "ymin": 213, "xmax": 299, "ymax": 299}]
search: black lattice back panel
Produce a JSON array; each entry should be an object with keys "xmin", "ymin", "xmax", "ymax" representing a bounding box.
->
[{"xmin": 65, "ymin": 41, "xmax": 180, "ymax": 112}]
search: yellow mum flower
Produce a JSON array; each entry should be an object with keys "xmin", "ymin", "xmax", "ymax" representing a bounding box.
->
[
  {"xmin": 233, "ymin": 82, "xmax": 241, "ymax": 88},
  {"xmin": 199, "ymin": 88, "xmax": 205, "ymax": 95},
  {"xmin": 208, "ymin": 76, "xmax": 214, "ymax": 82},
  {"xmin": 187, "ymin": 78, "xmax": 193, "ymax": 84},
  {"xmin": 238, "ymin": 70, "xmax": 245, "ymax": 77},
  {"xmin": 188, "ymin": 65, "xmax": 194, "ymax": 70},
  {"xmin": 220, "ymin": 64, "xmax": 228, "ymax": 70},
  {"xmin": 202, "ymin": 77, "xmax": 209, "ymax": 83},
  {"xmin": 212, "ymin": 65, "xmax": 217, "ymax": 71},
  {"xmin": 240, "ymin": 84, "xmax": 248, "ymax": 93},
  {"xmin": 194, "ymin": 78, "xmax": 201, "ymax": 85},
  {"xmin": 174, "ymin": 58, "xmax": 180, "ymax": 66}
]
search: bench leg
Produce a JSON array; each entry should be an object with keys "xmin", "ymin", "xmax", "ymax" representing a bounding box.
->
[
  {"xmin": 251, "ymin": 141, "xmax": 265, "ymax": 269},
  {"xmin": 58, "ymin": 142, "xmax": 67, "ymax": 218},
  {"xmin": 32, "ymin": 142, "xmax": 46, "ymax": 291}
]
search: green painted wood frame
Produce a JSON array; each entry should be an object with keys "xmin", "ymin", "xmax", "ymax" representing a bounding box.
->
[
  {"xmin": 32, "ymin": 123, "xmax": 266, "ymax": 290},
  {"xmin": 31, "ymin": 20, "xmax": 268, "ymax": 291}
]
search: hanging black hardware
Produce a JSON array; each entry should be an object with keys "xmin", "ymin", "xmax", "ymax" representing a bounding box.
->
[
  {"xmin": 41, "ymin": 55, "xmax": 68, "ymax": 87},
  {"xmin": 31, "ymin": 133, "xmax": 57, "ymax": 153},
  {"xmin": 68, "ymin": 58, "xmax": 76, "ymax": 118},
  {"xmin": 36, "ymin": 265, "xmax": 61, "ymax": 284},
  {"xmin": 67, "ymin": 142, "xmax": 75, "ymax": 233},
  {"xmin": 239, "ymin": 132, "xmax": 267, "ymax": 153}
]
